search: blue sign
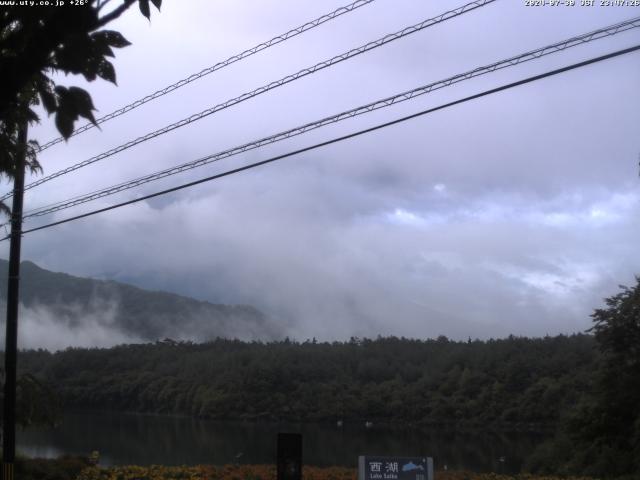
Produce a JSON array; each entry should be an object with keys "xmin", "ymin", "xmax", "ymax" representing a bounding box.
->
[{"xmin": 358, "ymin": 457, "xmax": 433, "ymax": 480}]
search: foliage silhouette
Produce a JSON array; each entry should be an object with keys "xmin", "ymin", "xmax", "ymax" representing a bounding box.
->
[
  {"xmin": 527, "ymin": 278, "xmax": 640, "ymax": 477},
  {"xmin": 0, "ymin": 0, "xmax": 161, "ymax": 212}
]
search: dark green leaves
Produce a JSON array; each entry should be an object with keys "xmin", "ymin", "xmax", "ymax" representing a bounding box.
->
[
  {"xmin": 53, "ymin": 86, "xmax": 97, "ymax": 139},
  {"xmin": 33, "ymin": 74, "xmax": 100, "ymax": 139},
  {"xmin": 93, "ymin": 30, "xmax": 131, "ymax": 49},
  {"xmin": 39, "ymin": 88, "xmax": 57, "ymax": 114},
  {"xmin": 138, "ymin": 0, "xmax": 161, "ymax": 20},
  {"xmin": 68, "ymin": 87, "xmax": 96, "ymax": 122},
  {"xmin": 97, "ymin": 58, "xmax": 116, "ymax": 84},
  {"xmin": 35, "ymin": 75, "xmax": 57, "ymax": 114},
  {"xmin": 0, "ymin": 0, "xmax": 162, "ymax": 190},
  {"xmin": 92, "ymin": 30, "xmax": 132, "ymax": 59},
  {"xmin": 139, "ymin": 0, "xmax": 150, "ymax": 19},
  {"xmin": 53, "ymin": 36, "xmax": 91, "ymax": 77},
  {"xmin": 25, "ymin": 139, "xmax": 42, "ymax": 174},
  {"xmin": 53, "ymin": 29, "xmax": 131, "ymax": 84},
  {"xmin": 54, "ymin": 108, "xmax": 74, "ymax": 140}
]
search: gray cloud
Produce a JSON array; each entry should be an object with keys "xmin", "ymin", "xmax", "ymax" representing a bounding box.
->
[{"xmin": 1, "ymin": 0, "xmax": 639, "ymax": 347}]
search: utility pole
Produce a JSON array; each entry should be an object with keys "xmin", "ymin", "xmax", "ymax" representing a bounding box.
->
[{"xmin": 2, "ymin": 120, "xmax": 27, "ymax": 480}]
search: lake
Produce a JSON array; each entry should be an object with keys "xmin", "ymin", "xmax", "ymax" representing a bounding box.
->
[{"xmin": 17, "ymin": 411, "xmax": 548, "ymax": 473}]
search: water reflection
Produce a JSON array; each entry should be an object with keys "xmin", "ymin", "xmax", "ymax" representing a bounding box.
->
[{"xmin": 17, "ymin": 411, "xmax": 547, "ymax": 473}]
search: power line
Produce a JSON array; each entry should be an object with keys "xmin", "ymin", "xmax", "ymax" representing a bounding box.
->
[
  {"xmin": 36, "ymin": 0, "xmax": 377, "ymax": 152},
  {"xmin": 19, "ymin": 16, "xmax": 640, "ymax": 221},
  {"xmin": 2, "ymin": 0, "xmax": 495, "ymax": 202},
  {"xmin": 9, "ymin": 44, "xmax": 639, "ymax": 240}
]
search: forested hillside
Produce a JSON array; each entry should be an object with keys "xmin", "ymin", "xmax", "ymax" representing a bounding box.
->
[
  {"xmin": 0, "ymin": 259, "xmax": 279, "ymax": 342},
  {"xmin": 18, "ymin": 335, "xmax": 597, "ymax": 429}
]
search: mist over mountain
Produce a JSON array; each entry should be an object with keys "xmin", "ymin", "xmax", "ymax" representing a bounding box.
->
[{"xmin": 0, "ymin": 259, "xmax": 282, "ymax": 350}]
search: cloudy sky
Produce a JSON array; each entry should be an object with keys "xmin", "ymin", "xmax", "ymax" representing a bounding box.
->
[{"xmin": 2, "ymin": 0, "xmax": 640, "ymax": 344}]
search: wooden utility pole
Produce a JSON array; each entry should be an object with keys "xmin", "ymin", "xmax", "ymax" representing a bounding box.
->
[{"xmin": 2, "ymin": 121, "xmax": 27, "ymax": 480}]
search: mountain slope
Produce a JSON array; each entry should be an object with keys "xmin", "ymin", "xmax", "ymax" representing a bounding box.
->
[{"xmin": 0, "ymin": 259, "xmax": 280, "ymax": 346}]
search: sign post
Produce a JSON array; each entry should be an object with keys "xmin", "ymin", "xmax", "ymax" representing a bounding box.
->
[
  {"xmin": 277, "ymin": 433, "xmax": 302, "ymax": 480},
  {"xmin": 358, "ymin": 456, "xmax": 434, "ymax": 480}
]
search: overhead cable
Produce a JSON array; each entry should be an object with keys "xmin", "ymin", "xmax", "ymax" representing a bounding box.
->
[
  {"xmin": 36, "ymin": 0, "xmax": 377, "ymax": 152},
  {"xmin": 20, "ymin": 16, "xmax": 640, "ymax": 220},
  {"xmin": 2, "ymin": 0, "xmax": 496, "ymax": 202},
  {"xmin": 9, "ymin": 44, "xmax": 639, "ymax": 239}
]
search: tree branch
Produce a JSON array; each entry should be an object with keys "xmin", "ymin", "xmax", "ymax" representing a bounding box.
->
[{"xmin": 96, "ymin": 0, "xmax": 137, "ymax": 28}]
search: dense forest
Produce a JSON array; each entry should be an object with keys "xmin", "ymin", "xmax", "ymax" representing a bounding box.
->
[
  {"xmin": 9, "ymin": 278, "xmax": 640, "ymax": 477},
  {"xmin": 18, "ymin": 335, "xmax": 597, "ymax": 429}
]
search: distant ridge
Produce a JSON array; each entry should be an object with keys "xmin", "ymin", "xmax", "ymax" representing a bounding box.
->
[{"xmin": 0, "ymin": 259, "xmax": 280, "ymax": 343}]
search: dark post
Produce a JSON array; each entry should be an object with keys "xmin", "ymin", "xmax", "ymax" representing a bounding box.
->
[
  {"xmin": 2, "ymin": 121, "xmax": 27, "ymax": 480},
  {"xmin": 277, "ymin": 433, "xmax": 302, "ymax": 480}
]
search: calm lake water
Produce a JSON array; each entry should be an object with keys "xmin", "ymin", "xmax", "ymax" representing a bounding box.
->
[{"xmin": 17, "ymin": 411, "xmax": 548, "ymax": 473}]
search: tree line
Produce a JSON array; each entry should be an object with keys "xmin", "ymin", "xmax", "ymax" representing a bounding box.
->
[
  {"xmin": 10, "ymin": 278, "xmax": 640, "ymax": 477},
  {"xmin": 18, "ymin": 334, "xmax": 596, "ymax": 429}
]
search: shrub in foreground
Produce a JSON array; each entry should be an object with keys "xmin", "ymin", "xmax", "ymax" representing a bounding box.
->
[{"xmin": 73, "ymin": 464, "xmax": 601, "ymax": 480}]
